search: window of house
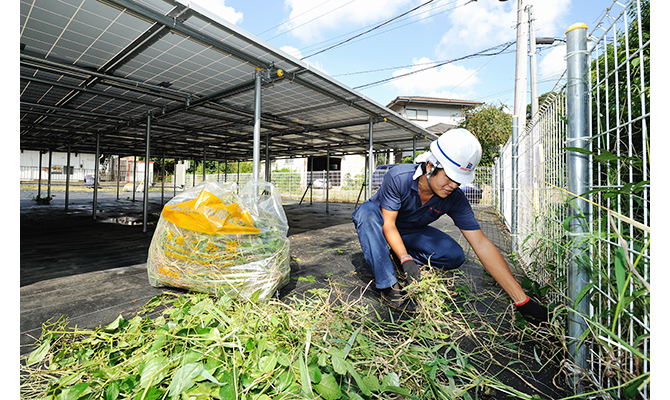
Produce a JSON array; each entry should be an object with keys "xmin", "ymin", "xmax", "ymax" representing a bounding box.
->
[{"xmin": 405, "ymin": 108, "xmax": 428, "ymax": 121}]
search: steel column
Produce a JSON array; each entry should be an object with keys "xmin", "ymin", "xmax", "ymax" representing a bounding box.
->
[
  {"xmin": 47, "ymin": 150, "xmax": 52, "ymax": 198},
  {"xmin": 116, "ymin": 155, "xmax": 121, "ymax": 200},
  {"xmin": 161, "ymin": 152, "xmax": 165, "ymax": 205},
  {"xmin": 566, "ymin": 22, "xmax": 591, "ymax": 393},
  {"xmin": 143, "ymin": 113, "xmax": 151, "ymax": 233},
  {"xmin": 367, "ymin": 118, "xmax": 374, "ymax": 199},
  {"xmin": 133, "ymin": 156, "xmax": 137, "ymax": 201},
  {"xmin": 265, "ymin": 134, "xmax": 270, "ymax": 182},
  {"xmin": 93, "ymin": 133, "xmax": 100, "ymax": 219},
  {"xmin": 511, "ymin": 116, "xmax": 518, "ymax": 253},
  {"xmin": 37, "ymin": 152, "xmax": 42, "ymax": 198},
  {"xmin": 253, "ymin": 69, "xmax": 262, "ymax": 182},
  {"xmin": 513, "ymin": 0, "xmax": 529, "ymax": 130},
  {"xmin": 326, "ymin": 145, "xmax": 330, "ymax": 214},
  {"xmin": 65, "ymin": 144, "xmax": 71, "ymax": 211}
]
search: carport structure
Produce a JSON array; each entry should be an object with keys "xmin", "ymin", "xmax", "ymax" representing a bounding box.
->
[{"xmin": 20, "ymin": 0, "xmax": 437, "ymax": 213}]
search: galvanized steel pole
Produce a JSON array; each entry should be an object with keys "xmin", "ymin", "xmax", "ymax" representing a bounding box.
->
[
  {"xmin": 47, "ymin": 150, "xmax": 52, "ymax": 198},
  {"xmin": 37, "ymin": 151, "xmax": 42, "ymax": 198},
  {"xmin": 527, "ymin": 4, "xmax": 539, "ymax": 118},
  {"xmin": 326, "ymin": 144, "xmax": 330, "ymax": 214},
  {"xmin": 511, "ymin": 116, "xmax": 518, "ymax": 253},
  {"xmin": 253, "ymin": 69, "xmax": 262, "ymax": 182},
  {"xmin": 133, "ymin": 156, "xmax": 137, "ymax": 201},
  {"xmin": 116, "ymin": 155, "xmax": 121, "ymax": 200},
  {"xmin": 143, "ymin": 112, "xmax": 151, "ymax": 233},
  {"xmin": 93, "ymin": 133, "xmax": 100, "ymax": 219},
  {"xmin": 412, "ymin": 136, "xmax": 417, "ymax": 161},
  {"xmin": 265, "ymin": 134, "xmax": 270, "ymax": 182},
  {"xmin": 367, "ymin": 118, "xmax": 374, "ymax": 199},
  {"xmin": 513, "ymin": 0, "xmax": 529, "ymax": 130},
  {"xmin": 161, "ymin": 152, "xmax": 165, "ymax": 205},
  {"xmin": 65, "ymin": 144, "xmax": 71, "ymax": 211},
  {"xmin": 566, "ymin": 22, "xmax": 591, "ymax": 392}
]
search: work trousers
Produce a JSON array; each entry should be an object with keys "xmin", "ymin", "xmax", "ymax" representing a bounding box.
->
[{"xmin": 352, "ymin": 201, "xmax": 465, "ymax": 289}]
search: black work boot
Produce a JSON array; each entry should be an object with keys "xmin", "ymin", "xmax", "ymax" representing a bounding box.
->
[{"xmin": 380, "ymin": 283, "xmax": 418, "ymax": 313}]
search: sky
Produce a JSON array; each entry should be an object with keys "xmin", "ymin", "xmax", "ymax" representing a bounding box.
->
[{"xmin": 186, "ymin": 0, "xmax": 619, "ymax": 111}]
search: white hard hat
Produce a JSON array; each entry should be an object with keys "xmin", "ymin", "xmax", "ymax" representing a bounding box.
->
[{"xmin": 429, "ymin": 128, "xmax": 482, "ymax": 185}]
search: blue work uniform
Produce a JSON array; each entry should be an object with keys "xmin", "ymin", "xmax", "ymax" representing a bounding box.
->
[{"xmin": 352, "ymin": 164, "xmax": 480, "ymax": 289}]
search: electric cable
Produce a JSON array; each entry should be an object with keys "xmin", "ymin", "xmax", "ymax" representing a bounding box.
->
[
  {"xmin": 264, "ymin": 0, "xmax": 358, "ymax": 42},
  {"xmin": 255, "ymin": 0, "xmax": 331, "ymax": 37},
  {"xmin": 301, "ymin": 0, "xmax": 446, "ymax": 60},
  {"xmin": 353, "ymin": 40, "xmax": 515, "ymax": 90},
  {"xmin": 297, "ymin": 0, "xmax": 460, "ymax": 55}
]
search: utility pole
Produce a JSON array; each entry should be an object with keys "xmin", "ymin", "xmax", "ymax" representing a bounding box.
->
[
  {"xmin": 513, "ymin": 0, "xmax": 529, "ymax": 130},
  {"xmin": 527, "ymin": 4, "xmax": 539, "ymax": 118}
]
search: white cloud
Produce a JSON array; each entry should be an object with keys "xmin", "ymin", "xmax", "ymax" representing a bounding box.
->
[
  {"xmin": 279, "ymin": 45, "xmax": 328, "ymax": 74},
  {"xmin": 282, "ymin": 0, "xmax": 416, "ymax": 43},
  {"xmin": 436, "ymin": 0, "xmax": 572, "ymax": 58},
  {"xmin": 385, "ymin": 57, "xmax": 479, "ymax": 98},
  {"xmin": 189, "ymin": 0, "xmax": 243, "ymax": 25},
  {"xmin": 538, "ymin": 43, "xmax": 566, "ymax": 82}
]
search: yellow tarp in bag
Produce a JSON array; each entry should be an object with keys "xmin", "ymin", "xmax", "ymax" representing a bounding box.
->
[
  {"xmin": 147, "ymin": 180, "xmax": 290, "ymax": 299},
  {"xmin": 161, "ymin": 189, "xmax": 260, "ymax": 235}
]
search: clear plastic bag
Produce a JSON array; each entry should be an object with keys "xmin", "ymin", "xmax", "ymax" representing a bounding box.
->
[{"xmin": 147, "ymin": 180, "xmax": 290, "ymax": 300}]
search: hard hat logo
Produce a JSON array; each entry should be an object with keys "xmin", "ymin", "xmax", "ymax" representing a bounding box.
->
[{"xmin": 429, "ymin": 128, "xmax": 482, "ymax": 185}]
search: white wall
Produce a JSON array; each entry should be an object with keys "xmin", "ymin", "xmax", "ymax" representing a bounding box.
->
[{"xmin": 20, "ymin": 150, "xmax": 97, "ymax": 169}]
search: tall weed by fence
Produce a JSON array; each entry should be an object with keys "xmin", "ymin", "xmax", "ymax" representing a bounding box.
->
[{"xmin": 493, "ymin": 0, "xmax": 650, "ymax": 398}]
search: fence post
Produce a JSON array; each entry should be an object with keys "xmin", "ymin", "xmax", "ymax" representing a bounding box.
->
[
  {"xmin": 511, "ymin": 116, "xmax": 518, "ymax": 253},
  {"xmin": 498, "ymin": 145, "xmax": 503, "ymax": 219},
  {"xmin": 565, "ymin": 22, "xmax": 591, "ymax": 393}
]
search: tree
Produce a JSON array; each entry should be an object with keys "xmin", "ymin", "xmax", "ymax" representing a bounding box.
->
[{"xmin": 456, "ymin": 103, "xmax": 512, "ymax": 166}]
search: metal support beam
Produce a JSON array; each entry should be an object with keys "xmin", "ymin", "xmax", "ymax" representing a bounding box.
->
[
  {"xmin": 253, "ymin": 69, "xmax": 262, "ymax": 183},
  {"xmin": 65, "ymin": 144, "xmax": 71, "ymax": 211},
  {"xmin": 265, "ymin": 134, "xmax": 270, "ymax": 182},
  {"xmin": 413, "ymin": 136, "xmax": 417, "ymax": 161},
  {"xmin": 133, "ymin": 155, "xmax": 137, "ymax": 202},
  {"xmin": 511, "ymin": 116, "xmax": 518, "ymax": 253},
  {"xmin": 367, "ymin": 118, "xmax": 375, "ymax": 199},
  {"xmin": 161, "ymin": 152, "xmax": 165, "ymax": 205},
  {"xmin": 37, "ymin": 151, "xmax": 42, "ymax": 198},
  {"xmin": 326, "ymin": 144, "xmax": 330, "ymax": 214},
  {"xmin": 93, "ymin": 133, "xmax": 100, "ymax": 219},
  {"xmin": 566, "ymin": 22, "xmax": 591, "ymax": 393},
  {"xmin": 143, "ymin": 112, "xmax": 151, "ymax": 233},
  {"xmin": 117, "ymin": 155, "xmax": 121, "ymax": 200},
  {"xmin": 47, "ymin": 150, "xmax": 53, "ymax": 199}
]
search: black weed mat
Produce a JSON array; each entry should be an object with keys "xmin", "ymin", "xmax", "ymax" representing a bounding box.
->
[{"xmin": 20, "ymin": 195, "xmax": 572, "ymax": 398}]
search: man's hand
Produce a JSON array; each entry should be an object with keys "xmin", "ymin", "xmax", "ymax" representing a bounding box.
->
[
  {"xmin": 401, "ymin": 258, "xmax": 421, "ymax": 285},
  {"xmin": 515, "ymin": 297, "xmax": 549, "ymax": 326}
]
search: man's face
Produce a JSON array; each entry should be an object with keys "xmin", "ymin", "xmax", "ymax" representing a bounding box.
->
[{"xmin": 428, "ymin": 165, "xmax": 461, "ymax": 198}]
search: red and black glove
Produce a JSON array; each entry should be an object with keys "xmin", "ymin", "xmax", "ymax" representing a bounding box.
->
[
  {"xmin": 401, "ymin": 258, "xmax": 421, "ymax": 285},
  {"xmin": 515, "ymin": 297, "xmax": 549, "ymax": 326}
]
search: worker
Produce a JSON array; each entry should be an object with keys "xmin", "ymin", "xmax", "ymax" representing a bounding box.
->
[{"xmin": 352, "ymin": 128, "xmax": 548, "ymax": 325}]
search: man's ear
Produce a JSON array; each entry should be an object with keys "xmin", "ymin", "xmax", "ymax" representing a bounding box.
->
[{"xmin": 425, "ymin": 161, "xmax": 433, "ymax": 174}]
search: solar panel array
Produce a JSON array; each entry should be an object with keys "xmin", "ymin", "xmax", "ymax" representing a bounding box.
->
[{"xmin": 20, "ymin": 0, "xmax": 437, "ymax": 162}]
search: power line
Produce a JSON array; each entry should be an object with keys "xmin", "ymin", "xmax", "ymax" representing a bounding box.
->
[
  {"xmin": 265, "ymin": 0, "xmax": 359, "ymax": 42},
  {"xmin": 301, "ymin": 0, "xmax": 444, "ymax": 60},
  {"xmin": 297, "ymin": 0, "xmax": 460, "ymax": 55},
  {"xmin": 256, "ymin": 0, "xmax": 332, "ymax": 37},
  {"xmin": 353, "ymin": 41, "xmax": 515, "ymax": 90}
]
